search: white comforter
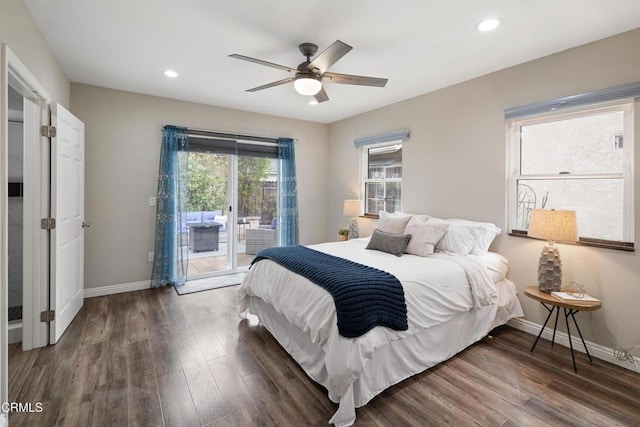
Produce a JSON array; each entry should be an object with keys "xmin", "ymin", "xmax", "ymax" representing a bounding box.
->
[{"xmin": 238, "ymin": 238, "xmax": 499, "ymax": 408}]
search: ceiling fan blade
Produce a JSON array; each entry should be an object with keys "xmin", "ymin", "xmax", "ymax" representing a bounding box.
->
[
  {"xmin": 229, "ymin": 54, "xmax": 297, "ymax": 73},
  {"xmin": 246, "ymin": 77, "xmax": 296, "ymax": 92},
  {"xmin": 307, "ymin": 40, "xmax": 352, "ymax": 74},
  {"xmin": 322, "ymin": 72, "xmax": 388, "ymax": 87},
  {"xmin": 314, "ymin": 87, "xmax": 329, "ymax": 103}
]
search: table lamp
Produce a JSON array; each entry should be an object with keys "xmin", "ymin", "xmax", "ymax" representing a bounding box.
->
[
  {"xmin": 527, "ymin": 209, "xmax": 577, "ymax": 292},
  {"xmin": 343, "ymin": 200, "xmax": 363, "ymax": 240}
]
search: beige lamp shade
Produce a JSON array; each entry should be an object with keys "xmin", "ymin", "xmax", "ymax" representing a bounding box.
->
[
  {"xmin": 343, "ymin": 199, "xmax": 363, "ymax": 217},
  {"xmin": 527, "ymin": 209, "xmax": 578, "ymax": 243}
]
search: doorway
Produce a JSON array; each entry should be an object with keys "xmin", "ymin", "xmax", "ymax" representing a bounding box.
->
[
  {"xmin": 2, "ymin": 45, "xmax": 85, "ymax": 353},
  {"xmin": 184, "ymin": 142, "xmax": 279, "ymax": 280},
  {"xmin": 2, "ymin": 46, "xmax": 52, "ymax": 355},
  {"xmin": 2, "ymin": 44, "xmax": 53, "ymax": 409},
  {"xmin": 7, "ymin": 85, "xmax": 24, "ymax": 344}
]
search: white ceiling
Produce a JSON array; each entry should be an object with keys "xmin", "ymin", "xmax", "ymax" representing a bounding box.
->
[{"xmin": 24, "ymin": 0, "xmax": 640, "ymax": 124}]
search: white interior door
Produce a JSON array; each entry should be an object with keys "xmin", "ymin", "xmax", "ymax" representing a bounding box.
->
[{"xmin": 50, "ymin": 103, "xmax": 84, "ymax": 343}]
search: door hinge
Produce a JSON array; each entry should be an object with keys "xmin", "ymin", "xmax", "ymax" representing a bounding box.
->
[
  {"xmin": 40, "ymin": 218, "xmax": 56, "ymax": 230},
  {"xmin": 40, "ymin": 310, "xmax": 55, "ymax": 323},
  {"xmin": 40, "ymin": 125, "xmax": 57, "ymax": 138}
]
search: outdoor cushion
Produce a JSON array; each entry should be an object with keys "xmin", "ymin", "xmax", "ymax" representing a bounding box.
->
[{"xmin": 202, "ymin": 210, "xmax": 222, "ymax": 222}]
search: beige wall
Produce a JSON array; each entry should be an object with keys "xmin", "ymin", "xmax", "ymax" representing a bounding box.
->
[
  {"xmin": 71, "ymin": 83, "xmax": 328, "ymax": 290},
  {"xmin": 327, "ymin": 28, "xmax": 640, "ymax": 350},
  {"xmin": 0, "ymin": 0, "xmax": 70, "ymax": 107}
]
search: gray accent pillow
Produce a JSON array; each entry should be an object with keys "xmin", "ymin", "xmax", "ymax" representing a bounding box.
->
[{"xmin": 366, "ymin": 229, "xmax": 412, "ymax": 257}]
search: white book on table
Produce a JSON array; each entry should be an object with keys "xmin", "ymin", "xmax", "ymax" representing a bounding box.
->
[{"xmin": 551, "ymin": 291, "xmax": 600, "ymax": 303}]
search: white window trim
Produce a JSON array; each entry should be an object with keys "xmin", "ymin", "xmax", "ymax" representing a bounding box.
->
[
  {"xmin": 361, "ymin": 140, "xmax": 403, "ymax": 215},
  {"xmin": 507, "ymin": 99, "xmax": 635, "ymax": 244}
]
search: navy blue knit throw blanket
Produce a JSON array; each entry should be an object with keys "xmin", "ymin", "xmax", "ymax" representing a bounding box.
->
[{"xmin": 251, "ymin": 245, "xmax": 408, "ymax": 338}]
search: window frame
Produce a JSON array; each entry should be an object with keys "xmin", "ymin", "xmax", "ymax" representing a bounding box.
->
[
  {"xmin": 507, "ymin": 99, "xmax": 635, "ymax": 248},
  {"xmin": 361, "ymin": 140, "xmax": 403, "ymax": 217}
]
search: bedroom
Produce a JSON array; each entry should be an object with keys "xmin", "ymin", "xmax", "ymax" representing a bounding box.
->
[{"xmin": 2, "ymin": 0, "xmax": 640, "ymax": 425}]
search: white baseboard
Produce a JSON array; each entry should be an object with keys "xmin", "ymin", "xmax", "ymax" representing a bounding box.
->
[
  {"xmin": 8, "ymin": 321, "xmax": 22, "ymax": 344},
  {"xmin": 508, "ymin": 318, "xmax": 640, "ymax": 374},
  {"xmin": 83, "ymin": 280, "xmax": 149, "ymax": 299}
]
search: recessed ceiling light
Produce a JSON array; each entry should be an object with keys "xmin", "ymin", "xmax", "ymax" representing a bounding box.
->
[
  {"xmin": 476, "ymin": 17, "xmax": 502, "ymax": 32},
  {"xmin": 163, "ymin": 70, "xmax": 178, "ymax": 78},
  {"xmin": 308, "ymin": 99, "xmax": 318, "ymax": 106}
]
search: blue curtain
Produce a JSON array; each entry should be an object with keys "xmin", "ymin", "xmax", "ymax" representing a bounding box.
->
[
  {"xmin": 277, "ymin": 138, "xmax": 299, "ymax": 246},
  {"xmin": 151, "ymin": 125, "xmax": 189, "ymax": 287}
]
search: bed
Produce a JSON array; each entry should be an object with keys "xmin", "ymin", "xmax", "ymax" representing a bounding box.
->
[{"xmin": 238, "ymin": 230, "xmax": 524, "ymax": 426}]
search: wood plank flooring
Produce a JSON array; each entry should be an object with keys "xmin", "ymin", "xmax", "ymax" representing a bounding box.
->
[{"xmin": 8, "ymin": 286, "xmax": 640, "ymax": 426}]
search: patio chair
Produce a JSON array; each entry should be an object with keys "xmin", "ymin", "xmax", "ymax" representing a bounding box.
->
[{"xmin": 245, "ymin": 218, "xmax": 277, "ymax": 254}]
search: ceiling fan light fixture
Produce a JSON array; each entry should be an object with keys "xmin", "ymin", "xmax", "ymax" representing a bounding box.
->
[
  {"xmin": 294, "ymin": 75, "xmax": 322, "ymax": 96},
  {"xmin": 230, "ymin": 39, "xmax": 388, "ymax": 103}
]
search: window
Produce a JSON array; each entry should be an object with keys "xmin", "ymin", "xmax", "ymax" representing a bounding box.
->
[
  {"xmin": 508, "ymin": 100, "xmax": 634, "ymax": 246},
  {"xmin": 362, "ymin": 142, "xmax": 402, "ymax": 215}
]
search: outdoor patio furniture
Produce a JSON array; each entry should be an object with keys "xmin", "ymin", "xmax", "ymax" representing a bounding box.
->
[
  {"xmin": 179, "ymin": 210, "xmax": 227, "ymax": 235},
  {"xmin": 245, "ymin": 219, "xmax": 277, "ymax": 254},
  {"xmin": 238, "ymin": 218, "xmax": 251, "ymax": 240},
  {"xmin": 188, "ymin": 222, "xmax": 222, "ymax": 252}
]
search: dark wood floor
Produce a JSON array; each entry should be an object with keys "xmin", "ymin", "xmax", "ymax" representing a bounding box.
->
[{"xmin": 8, "ymin": 286, "xmax": 640, "ymax": 426}]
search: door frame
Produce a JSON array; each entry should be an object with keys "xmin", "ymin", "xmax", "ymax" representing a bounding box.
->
[
  {"xmin": 1, "ymin": 44, "xmax": 51, "ymax": 403},
  {"xmin": 229, "ymin": 154, "xmax": 238, "ymax": 272},
  {"xmin": 21, "ymin": 83, "xmax": 50, "ymax": 351}
]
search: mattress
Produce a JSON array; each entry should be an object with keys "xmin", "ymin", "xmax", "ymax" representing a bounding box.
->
[{"xmin": 238, "ymin": 239, "xmax": 524, "ymax": 425}]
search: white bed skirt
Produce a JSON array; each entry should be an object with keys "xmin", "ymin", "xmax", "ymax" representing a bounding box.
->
[{"xmin": 246, "ymin": 279, "xmax": 523, "ymax": 426}]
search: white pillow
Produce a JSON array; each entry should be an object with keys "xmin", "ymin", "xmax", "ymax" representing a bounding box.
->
[
  {"xmin": 213, "ymin": 215, "xmax": 228, "ymax": 227},
  {"xmin": 472, "ymin": 252, "xmax": 509, "ymax": 283},
  {"xmin": 376, "ymin": 211, "xmax": 412, "ymax": 234},
  {"xmin": 379, "ymin": 211, "xmax": 430, "ymax": 230},
  {"xmin": 388, "ymin": 211, "xmax": 430, "ymax": 218},
  {"xmin": 432, "ymin": 222, "xmax": 477, "ymax": 255},
  {"xmin": 405, "ymin": 214, "xmax": 431, "ymax": 227},
  {"xmin": 447, "ymin": 219, "xmax": 501, "ymax": 254},
  {"xmin": 404, "ymin": 223, "xmax": 449, "ymax": 257}
]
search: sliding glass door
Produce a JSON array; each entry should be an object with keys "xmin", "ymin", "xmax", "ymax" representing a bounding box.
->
[
  {"xmin": 184, "ymin": 151, "xmax": 231, "ymax": 277},
  {"xmin": 185, "ymin": 142, "xmax": 278, "ymax": 279},
  {"xmin": 236, "ymin": 155, "xmax": 278, "ymax": 269}
]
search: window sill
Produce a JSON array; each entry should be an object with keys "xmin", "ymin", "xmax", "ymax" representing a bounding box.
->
[
  {"xmin": 361, "ymin": 214, "xmax": 379, "ymax": 219},
  {"xmin": 509, "ymin": 230, "xmax": 634, "ymax": 252}
]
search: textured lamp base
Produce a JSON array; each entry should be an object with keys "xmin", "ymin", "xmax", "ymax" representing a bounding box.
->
[
  {"xmin": 538, "ymin": 244, "xmax": 562, "ymax": 292},
  {"xmin": 348, "ymin": 217, "xmax": 359, "ymax": 240}
]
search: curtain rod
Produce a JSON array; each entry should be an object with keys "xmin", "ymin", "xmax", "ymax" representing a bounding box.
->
[{"xmin": 162, "ymin": 125, "xmax": 282, "ymax": 144}]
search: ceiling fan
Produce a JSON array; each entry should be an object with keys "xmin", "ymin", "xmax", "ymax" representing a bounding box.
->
[{"xmin": 229, "ymin": 40, "xmax": 388, "ymax": 103}]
